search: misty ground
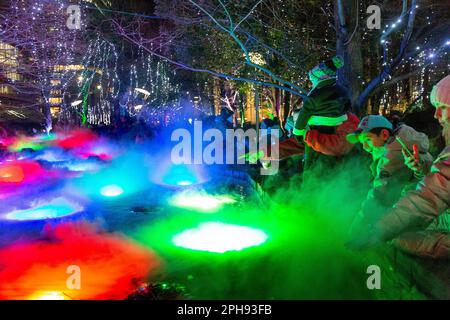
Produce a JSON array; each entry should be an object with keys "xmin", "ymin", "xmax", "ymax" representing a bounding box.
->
[{"xmin": 0, "ymin": 142, "xmax": 434, "ymax": 299}]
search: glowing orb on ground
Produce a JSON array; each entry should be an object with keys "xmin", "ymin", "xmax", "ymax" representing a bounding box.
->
[
  {"xmin": 0, "ymin": 223, "xmax": 160, "ymax": 300},
  {"xmin": 172, "ymin": 222, "xmax": 268, "ymax": 253},
  {"xmin": 0, "ymin": 165, "xmax": 24, "ymax": 183},
  {"xmin": 177, "ymin": 180, "xmax": 193, "ymax": 186},
  {"xmin": 6, "ymin": 198, "xmax": 83, "ymax": 221},
  {"xmin": 100, "ymin": 185, "xmax": 124, "ymax": 197},
  {"xmin": 56, "ymin": 129, "xmax": 98, "ymax": 150},
  {"xmin": 28, "ymin": 291, "xmax": 67, "ymax": 300},
  {"xmin": 170, "ymin": 192, "xmax": 236, "ymax": 212},
  {"xmin": 153, "ymin": 162, "xmax": 207, "ymax": 187}
]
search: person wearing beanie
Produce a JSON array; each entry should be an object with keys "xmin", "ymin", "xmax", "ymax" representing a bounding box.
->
[
  {"xmin": 348, "ymin": 75, "xmax": 450, "ymax": 259},
  {"xmin": 291, "ymin": 56, "xmax": 359, "ymax": 172}
]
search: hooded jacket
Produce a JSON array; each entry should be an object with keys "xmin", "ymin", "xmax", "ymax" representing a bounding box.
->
[
  {"xmin": 278, "ymin": 112, "xmax": 359, "ymax": 160},
  {"xmin": 358, "ymin": 124, "xmax": 434, "ymax": 225},
  {"xmin": 293, "ymin": 78, "xmax": 350, "ymax": 135},
  {"xmin": 304, "ymin": 112, "xmax": 360, "ymax": 156},
  {"xmin": 375, "ymin": 146, "xmax": 450, "ymax": 241}
]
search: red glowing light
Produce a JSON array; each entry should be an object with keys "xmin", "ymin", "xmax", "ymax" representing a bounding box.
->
[
  {"xmin": 55, "ymin": 129, "xmax": 98, "ymax": 150},
  {"xmin": 0, "ymin": 165, "xmax": 24, "ymax": 183},
  {"xmin": 0, "ymin": 223, "xmax": 160, "ymax": 300},
  {"xmin": 0, "ymin": 160, "xmax": 62, "ymax": 200},
  {"xmin": 0, "ymin": 161, "xmax": 45, "ymax": 185}
]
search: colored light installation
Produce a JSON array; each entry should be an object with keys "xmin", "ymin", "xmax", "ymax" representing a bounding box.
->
[
  {"xmin": 170, "ymin": 192, "xmax": 236, "ymax": 212},
  {"xmin": 0, "ymin": 223, "xmax": 160, "ymax": 300},
  {"xmin": 172, "ymin": 222, "xmax": 268, "ymax": 253},
  {"xmin": 28, "ymin": 291, "xmax": 67, "ymax": 300},
  {"xmin": 162, "ymin": 165, "xmax": 198, "ymax": 187},
  {"xmin": 151, "ymin": 160, "xmax": 209, "ymax": 187},
  {"xmin": 100, "ymin": 185, "xmax": 124, "ymax": 197},
  {"xmin": 0, "ymin": 165, "xmax": 24, "ymax": 183},
  {"xmin": 6, "ymin": 197, "xmax": 83, "ymax": 221},
  {"xmin": 0, "ymin": 161, "xmax": 48, "ymax": 185},
  {"xmin": 55, "ymin": 129, "xmax": 98, "ymax": 150},
  {"xmin": 177, "ymin": 181, "xmax": 193, "ymax": 186}
]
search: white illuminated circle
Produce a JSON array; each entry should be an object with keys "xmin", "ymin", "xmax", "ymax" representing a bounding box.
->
[
  {"xmin": 172, "ymin": 222, "xmax": 268, "ymax": 253},
  {"xmin": 177, "ymin": 181, "xmax": 193, "ymax": 186},
  {"xmin": 169, "ymin": 192, "xmax": 236, "ymax": 212},
  {"xmin": 100, "ymin": 185, "xmax": 124, "ymax": 197}
]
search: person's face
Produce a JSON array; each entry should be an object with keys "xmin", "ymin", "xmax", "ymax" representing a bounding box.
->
[
  {"xmin": 358, "ymin": 131, "xmax": 389, "ymax": 153},
  {"xmin": 434, "ymin": 105, "xmax": 450, "ymax": 127},
  {"xmin": 435, "ymin": 105, "xmax": 450, "ymax": 143}
]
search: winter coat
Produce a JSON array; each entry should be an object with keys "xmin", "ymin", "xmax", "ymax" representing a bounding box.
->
[
  {"xmin": 304, "ymin": 112, "xmax": 360, "ymax": 156},
  {"xmin": 359, "ymin": 124, "xmax": 434, "ymax": 225},
  {"xmin": 278, "ymin": 113, "xmax": 359, "ymax": 160},
  {"xmin": 375, "ymin": 145, "xmax": 450, "ymax": 242},
  {"xmin": 294, "ymin": 78, "xmax": 351, "ymax": 134}
]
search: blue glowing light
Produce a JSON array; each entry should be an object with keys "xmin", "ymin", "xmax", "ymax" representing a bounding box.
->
[
  {"xmin": 6, "ymin": 198, "xmax": 83, "ymax": 221},
  {"xmin": 160, "ymin": 164, "xmax": 199, "ymax": 187}
]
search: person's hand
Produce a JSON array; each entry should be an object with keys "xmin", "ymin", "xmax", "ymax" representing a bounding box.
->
[
  {"xmin": 260, "ymin": 159, "xmax": 271, "ymax": 169},
  {"xmin": 402, "ymin": 146, "xmax": 423, "ymax": 174},
  {"xmin": 240, "ymin": 150, "xmax": 264, "ymax": 164}
]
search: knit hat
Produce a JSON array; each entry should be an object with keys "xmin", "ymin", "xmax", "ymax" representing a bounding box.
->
[
  {"xmin": 430, "ymin": 75, "xmax": 450, "ymax": 107},
  {"xmin": 309, "ymin": 56, "xmax": 344, "ymax": 86}
]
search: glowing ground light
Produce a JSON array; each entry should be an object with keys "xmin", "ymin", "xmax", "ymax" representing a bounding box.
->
[
  {"xmin": 0, "ymin": 165, "xmax": 24, "ymax": 183},
  {"xmin": 170, "ymin": 193, "xmax": 236, "ymax": 212},
  {"xmin": 28, "ymin": 291, "xmax": 66, "ymax": 300},
  {"xmin": 6, "ymin": 198, "xmax": 83, "ymax": 221},
  {"xmin": 172, "ymin": 222, "xmax": 268, "ymax": 253},
  {"xmin": 157, "ymin": 164, "xmax": 201, "ymax": 187},
  {"xmin": 100, "ymin": 185, "xmax": 124, "ymax": 197},
  {"xmin": 177, "ymin": 181, "xmax": 193, "ymax": 186}
]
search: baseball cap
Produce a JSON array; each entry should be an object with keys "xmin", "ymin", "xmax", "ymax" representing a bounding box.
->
[{"xmin": 346, "ymin": 115, "xmax": 393, "ymax": 144}]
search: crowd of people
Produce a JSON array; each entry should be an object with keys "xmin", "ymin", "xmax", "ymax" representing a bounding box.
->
[{"xmin": 262, "ymin": 56, "xmax": 450, "ymax": 259}]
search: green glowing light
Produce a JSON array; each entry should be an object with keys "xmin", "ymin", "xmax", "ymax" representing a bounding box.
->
[
  {"xmin": 169, "ymin": 192, "xmax": 237, "ymax": 212},
  {"xmin": 172, "ymin": 222, "xmax": 268, "ymax": 253}
]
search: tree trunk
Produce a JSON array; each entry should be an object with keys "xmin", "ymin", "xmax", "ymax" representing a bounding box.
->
[
  {"xmin": 283, "ymin": 86, "xmax": 291, "ymax": 123},
  {"xmin": 334, "ymin": 0, "xmax": 364, "ymax": 114},
  {"xmin": 213, "ymin": 77, "xmax": 221, "ymax": 116},
  {"xmin": 275, "ymin": 87, "xmax": 281, "ymax": 118},
  {"xmin": 44, "ymin": 103, "xmax": 52, "ymax": 133}
]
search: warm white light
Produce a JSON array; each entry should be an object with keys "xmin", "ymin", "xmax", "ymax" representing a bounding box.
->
[
  {"xmin": 170, "ymin": 192, "xmax": 236, "ymax": 212},
  {"xmin": 71, "ymin": 100, "xmax": 83, "ymax": 107},
  {"xmin": 247, "ymin": 52, "xmax": 266, "ymax": 65},
  {"xmin": 29, "ymin": 291, "xmax": 66, "ymax": 300},
  {"xmin": 134, "ymin": 88, "xmax": 151, "ymax": 96}
]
